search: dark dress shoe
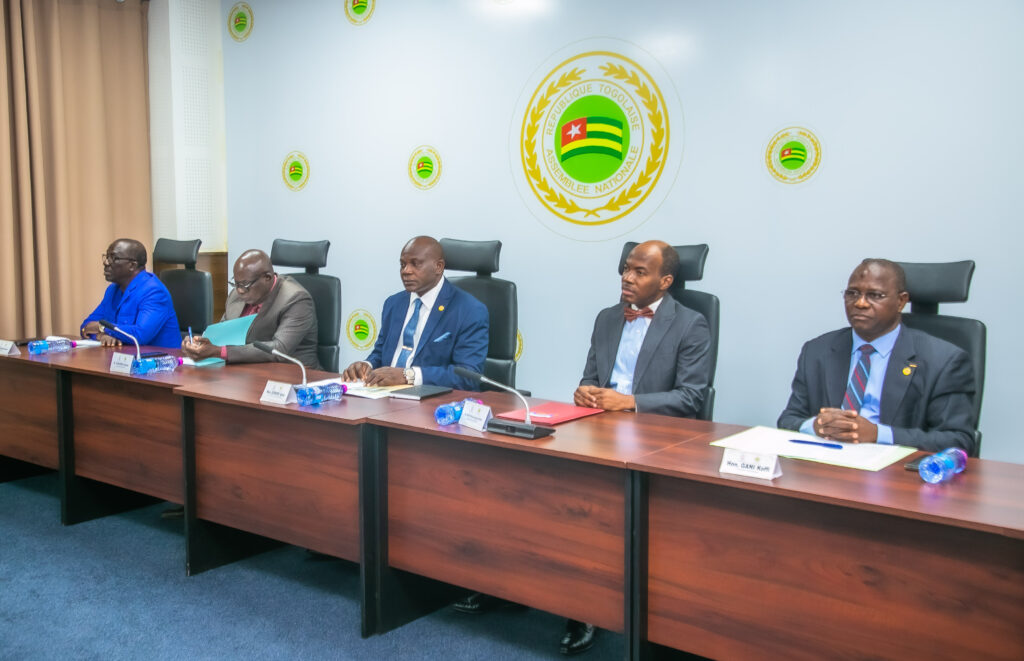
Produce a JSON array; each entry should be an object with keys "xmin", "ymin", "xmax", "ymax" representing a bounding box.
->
[
  {"xmin": 560, "ymin": 619, "xmax": 596, "ymax": 655},
  {"xmin": 452, "ymin": 592, "xmax": 495, "ymax": 614}
]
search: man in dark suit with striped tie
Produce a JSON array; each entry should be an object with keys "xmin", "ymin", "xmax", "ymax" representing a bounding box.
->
[{"xmin": 778, "ymin": 258, "xmax": 976, "ymax": 454}]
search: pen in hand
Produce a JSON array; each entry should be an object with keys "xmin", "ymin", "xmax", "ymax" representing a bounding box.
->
[{"xmin": 188, "ymin": 326, "xmax": 194, "ymax": 344}]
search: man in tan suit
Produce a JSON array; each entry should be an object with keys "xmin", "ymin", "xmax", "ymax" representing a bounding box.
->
[{"xmin": 182, "ymin": 249, "xmax": 320, "ymax": 369}]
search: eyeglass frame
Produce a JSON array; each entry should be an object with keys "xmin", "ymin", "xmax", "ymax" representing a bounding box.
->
[
  {"xmin": 229, "ymin": 272, "xmax": 272, "ymax": 292},
  {"xmin": 841, "ymin": 288, "xmax": 896, "ymax": 304},
  {"xmin": 101, "ymin": 253, "xmax": 137, "ymax": 266}
]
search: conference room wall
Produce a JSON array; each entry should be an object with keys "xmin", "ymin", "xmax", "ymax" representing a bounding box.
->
[{"xmin": 219, "ymin": 0, "xmax": 1024, "ymax": 464}]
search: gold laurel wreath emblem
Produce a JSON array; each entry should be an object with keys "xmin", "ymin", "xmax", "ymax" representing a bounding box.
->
[{"xmin": 523, "ymin": 59, "xmax": 667, "ymax": 224}]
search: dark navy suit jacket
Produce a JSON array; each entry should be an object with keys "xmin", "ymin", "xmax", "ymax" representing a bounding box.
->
[
  {"xmin": 81, "ymin": 271, "xmax": 181, "ymax": 349},
  {"xmin": 778, "ymin": 324, "xmax": 977, "ymax": 454},
  {"xmin": 367, "ymin": 279, "xmax": 488, "ymax": 391}
]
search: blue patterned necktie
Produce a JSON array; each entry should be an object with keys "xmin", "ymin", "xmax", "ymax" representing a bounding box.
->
[
  {"xmin": 395, "ymin": 298, "xmax": 422, "ymax": 368},
  {"xmin": 842, "ymin": 344, "xmax": 874, "ymax": 411}
]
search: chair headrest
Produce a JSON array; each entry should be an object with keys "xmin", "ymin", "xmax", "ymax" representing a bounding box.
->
[
  {"xmin": 618, "ymin": 242, "xmax": 709, "ymax": 283},
  {"xmin": 440, "ymin": 239, "xmax": 501, "ymax": 275},
  {"xmin": 897, "ymin": 260, "xmax": 974, "ymax": 305},
  {"xmin": 153, "ymin": 238, "xmax": 201, "ymax": 268},
  {"xmin": 271, "ymin": 239, "xmax": 330, "ymax": 274}
]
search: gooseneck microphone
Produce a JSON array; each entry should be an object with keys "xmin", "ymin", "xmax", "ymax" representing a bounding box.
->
[
  {"xmin": 254, "ymin": 341, "xmax": 307, "ymax": 385},
  {"xmin": 99, "ymin": 320, "xmax": 141, "ymax": 360},
  {"xmin": 453, "ymin": 366, "xmax": 554, "ymax": 439}
]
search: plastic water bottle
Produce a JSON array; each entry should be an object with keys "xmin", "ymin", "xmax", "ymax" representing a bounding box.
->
[
  {"xmin": 296, "ymin": 383, "xmax": 347, "ymax": 406},
  {"xmin": 434, "ymin": 398, "xmax": 483, "ymax": 425},
  {"xmin": 131, "ymin": 356, "xmax": 183, "ymax": 375},
  {"xmin": 28, "ymin": 339, "xmax": 77, "ymax": 355},
  {"xmin": 918, "ymin": 448, "xmax": 968, "ymax": 484}
]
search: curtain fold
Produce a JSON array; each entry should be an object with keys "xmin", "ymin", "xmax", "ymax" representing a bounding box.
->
[{"xmin": 1, "ymin": 0, "xmax": 151, "ymax": 339}]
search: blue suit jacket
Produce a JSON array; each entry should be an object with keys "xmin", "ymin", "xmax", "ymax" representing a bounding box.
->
[
  {"xmin": 367, "ymin": 280, "xmax": 488, "ymax": 390},
  {"xmin": 81, "ymin": 271, "xmax": 181, "ymax": 349}
]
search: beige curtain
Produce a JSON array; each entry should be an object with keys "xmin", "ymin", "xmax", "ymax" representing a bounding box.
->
[{"xmin": 0, "ymin": 0, "xmax": 151, "ymax": 339}]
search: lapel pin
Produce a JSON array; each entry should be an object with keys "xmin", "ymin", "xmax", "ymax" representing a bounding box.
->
[
  {"xmin": 902, "ymin": 367, "xmax": 911, "ymax": 376},
  {"xmin": 438, "ymin": 305, "xmax": 445, "ymax": 312}
]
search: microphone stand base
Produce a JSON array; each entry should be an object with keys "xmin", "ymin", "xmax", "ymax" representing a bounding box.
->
[{"xmin": 486, "ymin": 419, "xmax": 555, "ymax": 440}]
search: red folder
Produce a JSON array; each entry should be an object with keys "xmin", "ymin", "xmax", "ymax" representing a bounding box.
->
[{"xmin": 495, "ymin": 401, "xmax": 604, "ymax": 425}]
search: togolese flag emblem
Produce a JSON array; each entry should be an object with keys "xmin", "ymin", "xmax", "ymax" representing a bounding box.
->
[
  {"xmin": 288, "ymin": 161, "xmax": 303, "ymax": 181},
  {"xmin": 408, "ymin": 146, "xmax": 442, "ymax": 189},
  {"xmin": 765, "ymin": 127, "xmax": 821, "ymax": 184},
  {"xmin": 345, "ymin": 0, "xmax": 375, "ymax": 24},
  {"xmin": 227, "ymin": 3, "xmax": 253, "ymax": 42},
  {"xmin": 559, "ymin": 116, "xmax": 624, "ymax": 162},
  {"xmin": 415, "ymin": 157, "xmax": 434, "ymax": 178},
  {"xmin": 281, "ymin": 151, "xmax": 310, "ymax": 191},
  {"xmin": 353, "ymin": 320, "xmax": 369, "ymax": 341},
  {"xmin": 779, "ymin": 141, "xmax": 807, "ymax": 170},
  {"xmin": 347, "ymin": 309, "xmax": 378, "ymax": 349},
  {"xmin": 351, "ymin": 0, "xmax": 367, "ymax": 14}
]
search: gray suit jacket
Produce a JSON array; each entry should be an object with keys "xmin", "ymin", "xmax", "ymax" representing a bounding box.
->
[
  {"xmin": 223, "ymin": 275, "xmax": 321, "ymax": 369},
  {"xmin": 580, "ymin": 296, "xmax": 711, "ymax": 417},
  {"xmin": 777, "ymin": 325, "xmax": 976, "ymax": 454}
]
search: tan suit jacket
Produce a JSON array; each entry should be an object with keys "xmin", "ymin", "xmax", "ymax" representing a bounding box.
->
[{"xmin": 223, "ymin": 275, "xmax": 321, "ymax": 369}]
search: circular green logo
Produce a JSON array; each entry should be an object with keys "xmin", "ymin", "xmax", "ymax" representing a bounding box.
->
[
  {"xmin": 227, "ymin": 3, "xmax": 254, "ymax": 42},
  {"xmin": 346, "ymin": 309, "xmax": 378, "ymax": 350},
  {"xmin": 415, "ymin": 157, "xmax": 434, "ymax": 179},
  {"xmin": 288, "ymin": 161, "xmax": 303, "ymax": 181},
  {"xmin": 282, "ymin": 151, "xmax": 310, "ymax": 191},
  {"xmin": 779, "ymin": 141, "xmax": 807, "ymax": 170},
  {"xmin": 555, "ymin": 96, "xmax": 631, "ymax": 184},
  {"xmin": 345, "ymin": 0, "xmax": 375, "ymax": 25},
  {"xmin": 352, "ymin": 0, "xmax": 368, "ymax": 15}
]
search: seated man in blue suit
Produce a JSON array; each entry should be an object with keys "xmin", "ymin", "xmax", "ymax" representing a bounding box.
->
[
  {"xmin": 778, "ymin": 258, "xmax": 976, "ymax": 454},
  {"xmin": 80, "ymin": 238, "xmax": 181, "ymax": 349},
  {"xmin": 342, "ymin": 236, "xmax": 488, "ymax": 390}
]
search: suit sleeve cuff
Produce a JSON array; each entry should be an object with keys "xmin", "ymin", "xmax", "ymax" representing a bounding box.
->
[
  {"xmin": 799, "ymin": 417, "xmax": 819, "ymax": 437},
  {"xmin": 875, "ymin": 424, "xmax": 894, "ymax": 445}
]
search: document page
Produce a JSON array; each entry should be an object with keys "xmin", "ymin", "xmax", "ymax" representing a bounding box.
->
[{"xmin": 710, "ymin": 426, "xmax": 916, "ymax": 471}]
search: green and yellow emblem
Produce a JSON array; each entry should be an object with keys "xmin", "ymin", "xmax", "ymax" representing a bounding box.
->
[
  {"xmin": 227, "ymin": 3, "xmax": 253, "ymax": 42},
  {"xmin": 282, "ymin": 151, "xmax": 310, "ymax": 191},
  {"xmin": 408, "ymin": 146, "xmax": 442, "ymax": 190},
  {"xmin": 345, "ymin": 0, "xmax": 376, "ymax": 25},
  {"xmin": 765, "ymin": 127, "xmax": 822, "ymax": 184},
  {"xmin": 514, "ymin": 329, "xmax": 524, "ymax": 362},
  {"xmin": 346, "ymin": 309, "xmax": 378, "ymax": 351},
  {"xmin": 518, "ymin": 50, "xmax": 672, "ymax": 234}
]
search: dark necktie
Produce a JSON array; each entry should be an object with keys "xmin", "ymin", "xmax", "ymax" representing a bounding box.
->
[
  {"xmin": 623, "ymin": 306, "xmax": 654, "ymax": 322},
  {"xmin": 842, "ymin": 344, "xmax": 874, "ymax": 411},
  {"xmin": 396, "ymin": 298, "xmax": 423, "ymax": 368}
]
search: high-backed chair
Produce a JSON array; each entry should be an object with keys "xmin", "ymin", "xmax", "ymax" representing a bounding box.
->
[
  {"xmin": 440, "ymin": 239, "xmax": 517, "ymax": 388},
  {"xmin": 619, "ymin": 242, "xmax": 719, "ymax": 421},
  {"xmin": 896, "ymin": 260, "xmax": 985, "ymax": 455},
  {"xmin": 153, "ymin": 238, "xmax": 213, "ymax": 335},
  {"xmin": 270, "ymin": 239, "xmax": 341, "ymax": 372}
]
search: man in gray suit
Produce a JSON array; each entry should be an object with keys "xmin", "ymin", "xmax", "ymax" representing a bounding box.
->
[
  {"xmin": 561, "ymin": 240, "xmax": 711, "ymax": 655},
  {"xmin": 778, "ymin": 258, "xmax": 976, "ymax": 453},
  {"xmin": 182, "ymin": 249, "xmax": 321, "ymax": 369},
  {"xmin": 574, "ymin": 240, "xmax": 712, "ymax": 418}
]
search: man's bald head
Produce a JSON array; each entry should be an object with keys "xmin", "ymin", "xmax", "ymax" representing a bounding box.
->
[
  {"xmin": 399, "ymin": 236, "xmax": 445, "ymax": 296},
  {"xmin": 232, "ymin": 249, "xmax": 275, "ymax": 304}
]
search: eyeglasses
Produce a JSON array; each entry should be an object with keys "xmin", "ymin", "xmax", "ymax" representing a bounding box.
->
[
  {"xmin": 102, "ymin": 253, "xmax": 136, "ymax": 266},
  {"xmin": 229, "ymin": 272, "xmax": 270, "ymax": 292},
  {"xmin": 842, "ymin": 289, "xmax": 889, "ymax": 303}
]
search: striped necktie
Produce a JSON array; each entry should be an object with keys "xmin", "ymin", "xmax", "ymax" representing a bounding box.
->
[
  {"xmin": 842, "ymin": 344, "xmax": 874, "ymax": 412},
  {"xmin": 395, "ymin": 298, "xmax": 422, "ymax": 368}
]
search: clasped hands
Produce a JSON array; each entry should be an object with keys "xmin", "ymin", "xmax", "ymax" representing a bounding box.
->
[
  {"xmin": 341, "ymin": 362, "xmax": 407, "ymax": 387},
  {"xmin": 813, "ymin": 407, "xmax": 878, "ymax": 443},
  {"xmin": 573, "ymin": 385, "xmax": 635, "ymax": 412},
  {"xmin": 81, "ymin": 321, "xmax": 123, "ymax": 347}
]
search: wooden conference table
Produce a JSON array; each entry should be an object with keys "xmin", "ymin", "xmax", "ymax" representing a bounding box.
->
[{"xmin": 1, "ymin": 347, "xmax": 1021, "ymax": 660}]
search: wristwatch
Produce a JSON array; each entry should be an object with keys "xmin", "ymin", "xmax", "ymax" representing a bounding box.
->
[{"xmin": 404, "ymin": 367, "xmax": 415, "ymax": 385}]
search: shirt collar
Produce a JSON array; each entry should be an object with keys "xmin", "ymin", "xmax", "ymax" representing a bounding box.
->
[
  {"xmin": 412, "ymin": 276, "xmax": 445, "ymax": 312},
  {"xmin": 630, "ymin": 295, "xmax": 664, "ymax": 314},
  {"xmin": 852, "ymin": 323, "xmax": 901, "ymax": 358}
]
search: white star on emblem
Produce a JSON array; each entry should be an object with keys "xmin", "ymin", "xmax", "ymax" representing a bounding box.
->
[{"xmin": 567, "ymin": 123, "xmax": 582, "ymax": 139}]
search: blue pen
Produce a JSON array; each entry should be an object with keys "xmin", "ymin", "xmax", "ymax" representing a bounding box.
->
[
  {"xmin": 790, "ymin": 439, "xmax": 843, "ymax": 450},
  {"xmin": 188, "ymin": 326, "xmax": 194, "ymax": 343}
]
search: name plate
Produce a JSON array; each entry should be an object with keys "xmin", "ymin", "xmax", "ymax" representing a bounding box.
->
[
  {"xmin": 109, "ymin": 352, "xmax": 135, "ymax": 374},
  {"xmin": 459, "ymin": 401, "xmax": 492, "ymax": 432},
  {"xmin": 260, "ymin": 380, "xmax": 297, "ymax": 405},
  {"xmin": 0, "ymin": 340, "xmax": 20, "ymax": 356},
  {"xmin": 719, "ymin": 448, "xmax": 783, "ymax": 480}
]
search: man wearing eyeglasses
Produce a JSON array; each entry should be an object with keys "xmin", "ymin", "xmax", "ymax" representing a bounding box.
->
[
  {"xmin": 181, "ymin": 249, "xmax": 320, "ymax": 368},
  {"xmin": 80, "ymin": 238, "xmax": 181, "ymax": 349},
  {"xmin": 778, "ymin": 258, "xmax": 976, "ymax": 454}
]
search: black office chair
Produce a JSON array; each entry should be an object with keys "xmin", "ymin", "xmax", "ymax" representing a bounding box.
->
[
  {"xmin": 270, "ymin": 239, "xmax": 341, "ymax": 372},
  {"xmin": 619, "ymin": 242, "xmax": 719, "ymax": 421},
  {"xmin": 153, "ymin": 238, "xmax": 213, "ymax": 335},
  {"xmin": 896, "ymin": 260, "xmax": 985, "ymax": 455},
  {"xmin": 440, "ymin": 239, "xmax": 517, "ymax": 388}
]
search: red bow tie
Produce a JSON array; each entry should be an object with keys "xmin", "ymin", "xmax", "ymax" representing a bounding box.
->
[{"xmin": 623, "ymin": 306, "xmax": 654, "ymax": 322}]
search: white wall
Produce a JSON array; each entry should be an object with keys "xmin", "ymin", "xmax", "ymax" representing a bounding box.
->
[{"xmin": 219, "ymin": 0, "xmax": 1024, "ymax": 463}]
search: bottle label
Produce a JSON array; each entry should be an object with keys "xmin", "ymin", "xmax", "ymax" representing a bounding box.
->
[
  {"xmin": 109, "ymin": 352, "xmax": 135, "ymax": 375},
  {"xmin": 459, "ymin": 401, "xmax": 493, "ymax": 432},
  {"xmin": 260, "ymin": 380, "xmax": 298, "ymax": 405},
  {"xmin": 0, "ymin": 340, "xmax": 20, "ymax": 356}
]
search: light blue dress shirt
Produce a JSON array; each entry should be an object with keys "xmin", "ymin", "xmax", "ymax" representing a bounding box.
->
[
  {"xmin": 610, "ymin": 297, "xmax": 663, "ymax": 395},
  {"xmin": 801, "ymin": 324, "xmax": 902, "ymax": 445}
]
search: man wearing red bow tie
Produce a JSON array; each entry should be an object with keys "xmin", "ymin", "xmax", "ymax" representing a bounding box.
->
[{"xmin": 573, "ymin": 240, "xmax": 711, "ymax": 417}]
